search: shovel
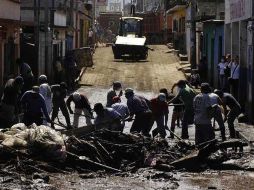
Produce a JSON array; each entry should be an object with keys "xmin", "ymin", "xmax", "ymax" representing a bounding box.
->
[
  {"xmin": 165, "ymin": 126, "xmax": 194, "ymax": 148},
  {"xmin": 66, "ymin": 151, "xmax": 121, "ymax": 173}
]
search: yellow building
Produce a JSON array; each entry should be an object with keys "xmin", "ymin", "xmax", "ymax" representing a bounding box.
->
[{"xmin": 167, "ymin": 5, "xmax": 186, "ymax": 54}]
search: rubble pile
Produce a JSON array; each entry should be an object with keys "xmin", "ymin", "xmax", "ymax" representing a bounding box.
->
[
  {"xmin": 65, "ymin": 129, "xmax": 192, "ymax": 172},
  {"xmin": 0, "ymin": 123, "xmax": 250, "ymax": 188},
  {"xmin": 0, "ymin": 124, "xmax": 194, "ymax": 175}
]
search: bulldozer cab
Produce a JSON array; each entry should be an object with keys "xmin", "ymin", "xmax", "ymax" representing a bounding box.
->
[{"xmin": 119, "ymin": 17, "xmax": 143, "ymax": 38}]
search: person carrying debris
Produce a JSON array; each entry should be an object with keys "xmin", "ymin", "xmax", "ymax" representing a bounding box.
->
[
  {"xmin": 20, "ymin": 86, "xmax": 51, "ymax": 126},
  {"xmin": 208, "ymin": 88, "xmax": 226, "ymax": 141},
  {"xmin": 0, "ymin": 76, "xmax": 24, "ymax": 128},
  {"xmin": 51, "ymin": 82, "xmax": 72, "ymax": 129},
  {"xmin": 111, "ymin": 96, "xmax": 130, "ymax": 129},
  {"xmin": 93, "ymin": 103, "xmax": 122, "ymax": 131},
  {"xmin": 214, "ymin": 90, "xmax": 241, "ymax": 138},
  {"xmin": 168, "ymin": 80, "xmax": 196, "ymax": 139},
  {"xmin": 106, "ymin": 81, "xmax": 123, "ymax": 107},
  {"xmin": 150, "ymin": 93, "xmax": 169, "ymax": 138},
  {"xmin": 66, "ymin": 91, "xmax": 93, "ymax": 128},
  {"xmin": 125, "ymin": 88, "xmax": 153, "ymax": 137},
  {"xmin": 193, "ymin": 83, "xmax": 215, "ymax": 145}
]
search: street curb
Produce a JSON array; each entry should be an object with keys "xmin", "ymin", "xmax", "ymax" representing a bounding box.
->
[{"xmin": 236, "ymin": 123, "xmax": 254, "ymax": 142}]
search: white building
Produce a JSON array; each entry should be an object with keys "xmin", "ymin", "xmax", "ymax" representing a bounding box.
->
[{"xmin": 107, "ymin": 0, "xmax": 122, "ymax": 12}]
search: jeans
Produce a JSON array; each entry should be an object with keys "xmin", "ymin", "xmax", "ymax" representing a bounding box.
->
[
  {"xmin": 73, "ymin": 108, "xmax": 92, "ymax": 128},
  {"xmin": 227, "ymin": 107, "xmax": 240, "ymax": 138},
  {"xmin": 181, "ymin": 109, "xmax": 194, "ymax": 139},
  {"xmin": 230, "ymin": 79, "xmax": 239, "ymax": 100},
  {"xmin": 195, "ymin": 124, "xmax": 215, "ymax": 145},
  {"xmin": 214, "ymin": 106, "xmax": 226, "ymax": 140},
  {"xmin": 130, "ymin": 111, "xmax": 153, "ymax": 137},
  {"xmin": 170, "ymin": 111, "xmax": 183, "ymax": 138},
  {"xmin": 23, "ymin": 112, "xmax": 43, "ymax": 126},
  {"xmin": 51, "ymin": 101, "xmax": 71, "ymax": 128},
  {"xmin": 152, "ymin": 115, "xmax": 166, "ymax": 138}
]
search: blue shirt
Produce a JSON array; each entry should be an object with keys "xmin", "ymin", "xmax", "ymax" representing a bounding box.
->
[
  {"xmin": 127, "ymin": 95, "xmax": 150, "ymax": 115},
  {"xmin": 94, "ymin": 108, "xmax": 121, "ymax": 125},
  {"xmin": 21, "ymin": 90, "xmax": 50, "ymax": 120}
]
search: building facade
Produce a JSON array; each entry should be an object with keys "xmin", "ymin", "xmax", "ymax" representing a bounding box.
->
[
  {"xmin": 167, "ymin": 5, "xmax": 186, "ymax": 54},
  {"xmin": 225, "ymin": 0, "xmax": 254, "ymax": 123},
  {"xmin": 0, "ymin": 0, "xmax": 20, "ymax": 85},
  {"xmin": 107, "ymin": 0, "xmax": 122, "ymax": 12},
  {"xmin": 20, "ymin": 0, "xmax": 92, "ymax": 81}
]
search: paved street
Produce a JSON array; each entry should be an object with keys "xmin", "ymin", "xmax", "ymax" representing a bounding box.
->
[
  {"xmin": 80, "ymin": 45, "xmax": 183, "ymax": 92},
  {"xmin": 61, "ymin": 45, "xmax": 215, "ymax": 142},
  {"xmin": 66, "ymin": 45, "xmax": 188, "ymax": 137}
]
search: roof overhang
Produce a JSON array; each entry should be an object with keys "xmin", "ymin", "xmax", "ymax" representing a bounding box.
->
[
  {"xmin": 202, "ymin": 19, "xmax": 224, "ymax": 24},
  {"xmin": 167, "ymin": 5, "xmax": 186, "ymax": 14},
  {"xmin": 122, "ymin": 17, "xmax": 143, "ymax": 21}
]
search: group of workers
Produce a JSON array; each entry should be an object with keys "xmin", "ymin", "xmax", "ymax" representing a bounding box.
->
[{"xmin": 0, "ymin": 74, "xmax": 241, "ymax": 145}]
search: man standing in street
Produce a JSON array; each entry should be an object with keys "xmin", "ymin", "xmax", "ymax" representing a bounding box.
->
[
  {"xmin": 66, "ymin": 91, "xmax": 93, "ymax": 128},
  {"xmin": 214, "ymin": 90, "xmax": 241, "ymax": 138},
  {"xmin": 51, "ymin": 82, "xmax": 72, "ymax": 129},
  {"xmin": 208, "ymin": 88, "xmax": 226, "ymax": 141},
  {"xmin": 0, "ymin": 76, "xmax": 24, "ymax": 128},
  {"xmin": 150, "ymin": 93, "xmax": 169, "ymax": 138},
  {"xmin": 125, "ymin": 88, "xmax": 153, "ymax": 137},
  {"xmin": 21, "ymin": 86, "xmax": 51, "ymax": 126},
  {"xmin": 228, "ymin": 55, "xmax": 240, "ymax": 100},
  {"xmin": 168, "ymin": 80, "xmax": 196, "ymax": 139},
  {"xmin": 106, "ymin": 81, "xmax": 123, "ymax": 107},
  {"xmin": 193, "ymin": 83, "xmax": 215, "ymax": 145},
  {"xmin": 64, "ymin": 51, "xmax": 77, "ymax": 91},
  {"xmin": 88, "ymin": 28, "xmax": 94, "ymax": 46}
]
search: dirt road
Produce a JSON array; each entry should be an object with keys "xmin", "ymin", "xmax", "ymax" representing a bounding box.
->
[{"xmin": 80, "ymin": 45, "xmax": 184, "ymax": 92}]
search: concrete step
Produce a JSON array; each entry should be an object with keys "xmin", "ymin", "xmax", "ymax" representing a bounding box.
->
[
  {"xmin": 179, "ymin": 61, "xmax": 189, "ymax": 65},
  {"xmin": 166, "ymin": 43, "xmax": 173, "ymax": 49},
  {"xmin": 236, "ymin": 123, "xmax": 254, "ymax": 143},
  {"xmin": 172, "ymin": 49, "xmax": 180, "ymax": 56},
  {"xmin": 182, "ymin": 66, "xmax": 191, "ymax": 73},
  {"xmin": 179, "ymin": 54, "xmax": 188, "ymax": 61}
]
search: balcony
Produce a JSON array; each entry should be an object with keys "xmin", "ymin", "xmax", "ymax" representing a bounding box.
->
[{"xmin": 0, "ymin": 0, "xmax": 20, "ymax": 21}]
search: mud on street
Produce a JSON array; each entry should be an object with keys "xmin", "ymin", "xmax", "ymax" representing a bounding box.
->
[{"xmin": 1, "ymin": 45, "xmax": 254, "ymax": 190}]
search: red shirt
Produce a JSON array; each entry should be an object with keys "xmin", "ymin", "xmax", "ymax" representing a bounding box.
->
[{"xmin": 150, "ymin": 98, "xmax": 169, "ymax": 116}]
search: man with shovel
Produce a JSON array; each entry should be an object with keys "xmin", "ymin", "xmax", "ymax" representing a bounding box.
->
[
  {"xmin": 66, "ymin": 91, "xmax": 93, "ymax": 128},
  {"xmin": 193, "ymin": 83, "xmax": 215, "ymax": 145},
  {"xmin": 168, "ymin": 80, "xmax": 196, "ymax": 139}
]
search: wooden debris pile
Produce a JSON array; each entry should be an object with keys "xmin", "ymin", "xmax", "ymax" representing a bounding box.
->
[{"xmin": 65, "ymin": 129, "xmax": 191, "ymax": 172}]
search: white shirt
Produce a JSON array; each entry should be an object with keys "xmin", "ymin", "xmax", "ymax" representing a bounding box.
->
[
  {"xmin": 209, "ymin": 93, "xmax": 219, "ymax": 106},
  {"xmin": 230, "ymin": 62, "xmax": 240, "ymax": 79},
  {"xmin": 194, "ymin": 93, "xmax": 212, "ymax": 125},
  {"xmin": 112, "ymin": 102, "xmax": 130, "ymax": 119},
  {"xmin": 39, "ymin": 83, "xmax": 52, "ymax": 114},
  {"xmin": 218, "ymin": 62, "xmax": 225, "ymax": 75},
  {"xmin": 88, "ymin": 30, "xmax": 93, "ymax": 38}
]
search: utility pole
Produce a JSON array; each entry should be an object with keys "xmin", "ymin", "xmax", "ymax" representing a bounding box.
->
[
  {"xmin": 190, "ymin": 0, "xmax": 197, "ymax": 69},
  {"xmin": 34, "ymin": 0, "xmax": 40, "ymax": 77},
  {"xmin": 45, "ymin": 0, "xmax": 49, "ymax": 76}
]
